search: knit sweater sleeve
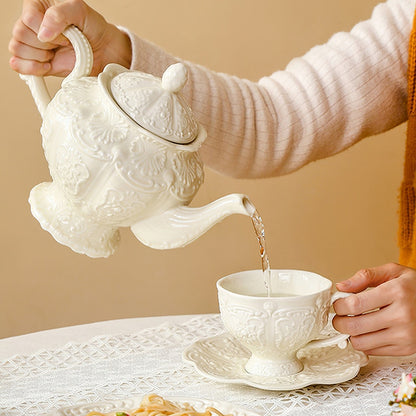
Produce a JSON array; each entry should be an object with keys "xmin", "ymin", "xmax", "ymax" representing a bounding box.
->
[{"xmin": 124, "ymin": 0, "xmax": 414, "ymax": 178}]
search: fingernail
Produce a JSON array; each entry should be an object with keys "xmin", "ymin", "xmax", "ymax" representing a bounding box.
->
[
  {"xmin": 38, "ymin": 26, "xmax": 54, "ymax": 42},
  {"xmin": 337, "ymin": 280, "xmax": 351, "ymax": 288}
]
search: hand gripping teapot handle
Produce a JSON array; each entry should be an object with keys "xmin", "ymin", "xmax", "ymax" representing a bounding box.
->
[{"xmin": 19, "ymin": 25, "xmax": 93, "ymax": 118}]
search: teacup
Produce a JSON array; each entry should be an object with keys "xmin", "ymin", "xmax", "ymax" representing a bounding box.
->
[{"xmin": 216, "ymin": 269, "xmax": 351, "ymax": 377}]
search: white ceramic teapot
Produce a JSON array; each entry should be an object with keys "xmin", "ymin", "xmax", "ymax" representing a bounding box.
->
[{"xmin": 20, "ymin": 26, "xmax": 255, "ymax": 257}]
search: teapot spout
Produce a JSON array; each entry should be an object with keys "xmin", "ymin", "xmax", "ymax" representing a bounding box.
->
[{"xmin": 131, "ymin": 194, "xmax": 256, "ymax": 249}]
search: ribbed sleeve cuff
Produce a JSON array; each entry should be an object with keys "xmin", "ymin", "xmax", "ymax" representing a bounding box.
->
[{"xmin": 118, "ymin": 26, "xmax": 179, "ymax": 78}]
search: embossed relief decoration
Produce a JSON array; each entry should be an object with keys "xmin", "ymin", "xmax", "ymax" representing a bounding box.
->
[
  {"xmin": 94, "ymin": 189, "xmax": 146, "ymax": 225},
  {"xmin": 272, "ymin": 308, "xmax": 316, "ymax": 349},
  {"xmin": 219, "ymin": 302, "xmax": 268, "ymax": 348},
  {"xmin": 219, "ymin": 298, "xmax": 318, "ymax": 351},
  {"xmin": 54, "ymin": 144, "xmax": 90, "ymax": 196},
  {"xmin": 48, "ymin": 77, "xmax": 202, "ymax": 208},
  {"xmin": 111, "ymin": 71, "xmax": 198, "ymax": 144},
  {"xmin": 55, "ymin": 79, "xmax": 130, "ymax": 162},
  {"xmin": 116, "ymin": 134, "xmax": 168, "ymax": 191},
  {"xmin": 171, "ymin": 151, "xmax": 204, "ymax": 202}
]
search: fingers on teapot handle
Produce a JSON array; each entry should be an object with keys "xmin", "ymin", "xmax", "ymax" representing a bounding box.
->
[{"xmin": 19, "ymin": 25, "xmax": 93, "ymax": 118}]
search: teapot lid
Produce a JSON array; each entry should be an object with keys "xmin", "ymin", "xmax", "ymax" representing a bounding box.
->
[{"xmin": 110, "ymin": 63, "xmax": 198, "ymax": 144}]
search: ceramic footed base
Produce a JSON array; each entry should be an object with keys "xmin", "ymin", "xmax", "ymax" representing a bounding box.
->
[
  {"xmin": 29, "ymin": 182, "xmax": 120, "ymax": 258},
  {"xmin": 183, "ymin": 332, "xmax": 368, "ymax": 391},
  {"xmin": 245, "ymin": 354, "xmax": 303, "ymax": 377}
]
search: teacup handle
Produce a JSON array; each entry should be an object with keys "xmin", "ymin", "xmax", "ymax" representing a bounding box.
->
[
  {"xmin": 19, "ymin": 25, "xmax": 93, "ymax": 118},
  {"xmin": 305, "ymin": 291, "xmax": 352, "ymax": 350}
]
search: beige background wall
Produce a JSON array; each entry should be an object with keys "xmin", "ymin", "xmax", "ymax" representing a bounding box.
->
[{"xmin": 0, "ymin": 0, "xmax": 404, "ymax": 339}]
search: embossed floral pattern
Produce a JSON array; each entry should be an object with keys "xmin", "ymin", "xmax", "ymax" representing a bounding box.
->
[
  {"xmin": 272, "ymin": 308, "xmax": 316, "ymax": 350},
  {"xmin": 221, "ymin": 304, "xmax": 268, "ymax": 349},
  {"xmin": 95, "ymin": 189, "xmax": 145, "ymax": 224},
  {"xmin": 53, "ymin": 145, "xmax": 90, "ymax": 196},
  {"xmin": 219, "ymin": 298, "xmax": 318, "ymax": 355},
  {"xmin": 128, "ymin": 136, "xmax": 167, "ymax": 177},
  {"xmin": 69, "ymin": 107, "xmax": 130, "ymax": 162},
  {"xmin": 171, "ymin": 152, "xmax": 204, "ymax": 201},
  {"xmin": 111, "ymin": 71, "xmax": 198, "ymax": 143},
  {"xmin": 86, "ymin": 110, "xmax": 130, "ymax": 146},
  {"xmin": 55, "ymin": 78, "xmax": 102, "ymax": 116}
]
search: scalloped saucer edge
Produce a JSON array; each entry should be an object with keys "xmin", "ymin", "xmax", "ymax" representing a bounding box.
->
[{"xmin": 183, "ymin": 333, "xmax": 368, "ymax": 391}]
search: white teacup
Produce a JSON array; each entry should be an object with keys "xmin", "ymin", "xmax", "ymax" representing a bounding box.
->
[{"xmin": 217, "ymin": 269, "xmax": 351, "ymax": 377}]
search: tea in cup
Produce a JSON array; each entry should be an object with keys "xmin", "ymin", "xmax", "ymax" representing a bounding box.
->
[{"xmin": 217, "ymin": 269, "xmax": 350, "ymax": 377}]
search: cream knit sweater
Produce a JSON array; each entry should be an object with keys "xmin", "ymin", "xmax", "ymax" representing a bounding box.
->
[{"xmin": 126, "ymin": 0, "xmax": 414, "ymax": 179}]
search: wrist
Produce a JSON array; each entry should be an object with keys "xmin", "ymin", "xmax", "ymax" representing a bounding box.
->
[{"xmin": 101, "ymin": 24, "xmax": 132, "ymax": 70}]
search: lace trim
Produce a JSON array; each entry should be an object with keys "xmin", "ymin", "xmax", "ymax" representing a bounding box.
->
[{"xmin": 0, "ymin": 315, "xmax": 415, "ymax": 416}]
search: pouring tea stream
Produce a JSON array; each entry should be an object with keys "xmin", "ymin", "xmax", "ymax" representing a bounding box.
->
[{"xmin": 20, "ymin": 26, "xmax": 258, "ymax": 258}]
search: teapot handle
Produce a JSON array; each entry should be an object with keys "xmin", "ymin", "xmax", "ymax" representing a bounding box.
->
[{"xmin": 20, "ymin": 25, "xmax": 93, "ymax": 118}]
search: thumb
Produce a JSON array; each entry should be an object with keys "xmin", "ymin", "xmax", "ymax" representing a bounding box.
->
[
  {"xmin": 38, "ymin": 1, "xmax": 87, "ymax": 42},
  {"xmin": 336, "ymin": 263, "xmax": 405, "ymax": 293}
]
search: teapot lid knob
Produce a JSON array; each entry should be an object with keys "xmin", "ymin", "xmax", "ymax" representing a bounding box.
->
[{"xmin": 161, "ymin": 63, "xmax": 188, "ymax": 93}]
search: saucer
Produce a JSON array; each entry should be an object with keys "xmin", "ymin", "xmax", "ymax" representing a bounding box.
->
[{"xmin": 183, "ymin": 333, "xmax": 368, "ymax": 391}]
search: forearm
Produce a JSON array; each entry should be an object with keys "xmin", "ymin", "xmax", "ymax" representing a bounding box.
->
[{"xmin": 124, "ymin": 0, "xmax": 412, "ymax": 178}]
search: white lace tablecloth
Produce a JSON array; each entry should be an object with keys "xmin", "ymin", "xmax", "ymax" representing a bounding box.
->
[{"xmin": 1, "ymin": 314, "xmax": 415, "ymax": 416}]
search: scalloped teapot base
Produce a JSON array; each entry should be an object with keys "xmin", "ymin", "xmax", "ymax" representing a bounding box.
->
[{"xmin": 29, "ymin": 182, "xmax": 120, "ymax": 258}]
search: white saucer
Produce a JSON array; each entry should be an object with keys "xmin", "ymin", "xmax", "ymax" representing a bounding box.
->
[{"xmin": 183, "ymin": 332, "xmax": 368, "ymax": 391}]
